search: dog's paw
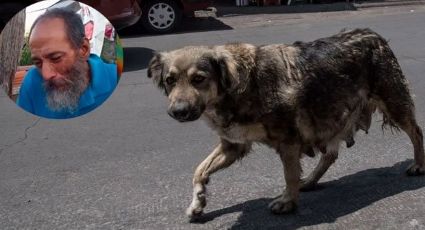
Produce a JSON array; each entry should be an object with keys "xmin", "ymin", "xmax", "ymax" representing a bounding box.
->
[
  {"xmin": 186, "ymin": 205, "xmax": 204, "ymax": 222},
  {"xmin": 406, "ymin": 163, "xmax": 425, "ymax": 176},
  {"xmin": 268, "ymin": 197, "xmax": 297, "ymax": 214},
  {"xmin": 186, "ymin": 193, "xmax": 206, "ymax": 221},
  {"xmin": 300, "ymin": 178, "xmax": 317, "ymax": 192}
]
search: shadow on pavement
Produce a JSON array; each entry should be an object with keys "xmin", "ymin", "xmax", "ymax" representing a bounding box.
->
[
  {"xmin": 123, "ymin": 47, "xmax": 155, "ymax": 72},
  {"xmin": 119, "ymin": 17, "xmax": 233, "ymax": 38},
  {"xmin": 174, "ymin": 17, "xmax": 233, "ymax": 34},
  {"xmin": 192, "ymin": 160, "xmax": 425, "ymax": 229}
]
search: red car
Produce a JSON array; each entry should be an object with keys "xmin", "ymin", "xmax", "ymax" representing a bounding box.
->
[
  {"xmin": 139, "ymin": 0, "xmax": 212, "ymax": 33},
  {"xmin": 0, "ymin": 0, "xmax": 142, "ymax": 31},
  {"xmin": 84, "ymin": 0, "xmax": 143, "ymax": 30},
  {"xmin": 0, "ymin": 0, "xmax": 211, "ymax": 34}
]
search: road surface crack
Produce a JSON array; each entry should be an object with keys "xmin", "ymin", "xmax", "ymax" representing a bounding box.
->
[{"xmin": 0, "ymin": 118, "xmax": 41, "ymax": 156}]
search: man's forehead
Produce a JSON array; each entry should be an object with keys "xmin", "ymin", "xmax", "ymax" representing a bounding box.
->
[
  {"xmin": 30, "ymin": 17, "xmax": 68, "ymax": 44},
  {"xmin": 29, "ymin": 17, "xmax": 72, "ymax": 56}
]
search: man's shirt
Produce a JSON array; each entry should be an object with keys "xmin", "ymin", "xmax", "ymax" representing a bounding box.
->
[{"xmin": 17, "ymin": 54, "xmax": 118, "ymax": 119}]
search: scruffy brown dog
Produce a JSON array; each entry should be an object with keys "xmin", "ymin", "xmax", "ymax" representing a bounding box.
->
[{"xmin": 147, "ymin": 28, "xmax": 425, "ymax": 219}]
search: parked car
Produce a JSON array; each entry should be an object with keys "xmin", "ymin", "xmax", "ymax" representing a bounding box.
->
[
  {"xmin": 0, "ymin": 0, "xmax": 142, "ymax": 32},
  {"xmin": 0, "ymin": 0, "xmax": 212, "ymax": 34},
  {"xmin": 139, "ymin": 0, "xmax": 212, "ymax": 33},
  {"xmin": 84, "ymin": 0, "xmax": 142, "ymax": 30}
]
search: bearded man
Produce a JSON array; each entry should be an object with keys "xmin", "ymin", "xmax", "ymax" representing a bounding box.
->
[{"xmin": 17, "ymin": 8, "xmax": 118, "ymax": 119}]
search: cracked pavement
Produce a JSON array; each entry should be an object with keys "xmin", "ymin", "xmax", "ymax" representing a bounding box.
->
[
  {"xmin": 1, "ymin": 4, "xmax": 425, "ymax": 229},
  {"xmin": 0, "ymin": 118, "xmax": 40, "ymax": 156}
]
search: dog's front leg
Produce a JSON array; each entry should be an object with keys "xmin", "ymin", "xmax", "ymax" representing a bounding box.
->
[
  {"xmin": 269, "ymin": 143, "xmax": 301, "ymax": 214},
  {"xmin": 186, "ymin": 138, "xmax": 251, "ymax": 220}
]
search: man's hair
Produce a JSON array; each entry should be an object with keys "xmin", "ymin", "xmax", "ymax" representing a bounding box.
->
[{"xmin": 29, "ymin": 8, "xmax": 85, "ymax": 49}]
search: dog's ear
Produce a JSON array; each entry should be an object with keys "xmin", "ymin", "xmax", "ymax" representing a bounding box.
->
[
  {"xmin": 212, "ymin": 50, "xmax": 247, "ymax": 94},
  {"xmin": 147, "ymin": 52, "xmax": 167, "ymax": 94}
]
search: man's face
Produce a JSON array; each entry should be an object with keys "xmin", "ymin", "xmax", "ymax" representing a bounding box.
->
[{"xmin": 29, "ymin": 17, "xmax": 89, "ymax": 111}]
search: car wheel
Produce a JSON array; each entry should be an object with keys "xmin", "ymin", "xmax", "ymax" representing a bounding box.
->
[{"xmin": 141, "ymin": 0, "xmax": 182, "ymax": 34}]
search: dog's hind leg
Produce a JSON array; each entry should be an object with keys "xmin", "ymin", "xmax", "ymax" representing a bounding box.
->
[
  {"xmin": 403, "ymin": 120, "xmax": 425, "ymax": 175},
  {"xmin": 300, "ymin": 142, "xmax": 339, "ymax": 191},
  {"xmin": 269, "ymin": 143, "xmax": 302, "ymax": 214},
  {"xmin": 380, "ymin": 101, "xmax": 425, "ymax": 175},
  {"xmin": 186, "ymin": 139, "xmax": 251, "ymax": 220},
  {"xmin": 370, "ymin": 41, "xmax": 425, "ymax": 175}
]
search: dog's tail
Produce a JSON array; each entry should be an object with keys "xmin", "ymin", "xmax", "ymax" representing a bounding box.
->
[{"xmin": 366, "ymin": 31, "xmax": 416, "ymax": 132}]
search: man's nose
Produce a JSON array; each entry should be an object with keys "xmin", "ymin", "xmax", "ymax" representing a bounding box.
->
[{"xmin": 41, "ymin": 63, "xmax": 57, "ymax": 81}]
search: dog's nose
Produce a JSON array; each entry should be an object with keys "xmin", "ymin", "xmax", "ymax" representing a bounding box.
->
[{"xmin": 169, "ymin": 101, "xmax": 191, "ymax": 121}]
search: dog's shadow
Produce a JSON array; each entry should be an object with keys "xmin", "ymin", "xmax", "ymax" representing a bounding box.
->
[{"xmin": 193, "ymin": 160, "xmax": 425, "ymax": 229}]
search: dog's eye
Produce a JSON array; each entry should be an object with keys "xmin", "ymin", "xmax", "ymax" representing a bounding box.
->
[
  {"xmin": 165, "ymin": 76, "xmax": 176, "ymax": 85},
  {"xmin": 192, "ymin": 75, "xmax": 206, "ymax": 85}
]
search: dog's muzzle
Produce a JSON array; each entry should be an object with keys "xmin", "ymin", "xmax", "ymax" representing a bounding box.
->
[{"xmin": 168, "ymin": 101, "xmax": 202, "ymax": 122}]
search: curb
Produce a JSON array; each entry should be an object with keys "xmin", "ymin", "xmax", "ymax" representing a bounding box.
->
[
  {"xmin": 215, "ymin": 2, "xmax": 355, "ymax": 17},
  {"xmin": 208, "ymin": 1, "xmax": 425, "ymax": 17},
  {"xmin": 354, "ymin": 0, "xmax": 425, "ymax": 8}
]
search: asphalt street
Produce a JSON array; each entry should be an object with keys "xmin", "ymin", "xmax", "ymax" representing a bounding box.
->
[{"xmin": 1, "ymin": 5, "xmax": 425, "ymax": 229}]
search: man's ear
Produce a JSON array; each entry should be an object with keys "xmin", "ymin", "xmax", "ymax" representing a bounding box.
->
[
  {"xmin": 79, "ymin": 38, "xmax": 90, "ymax": 60},
  {"xmin": 147, "ymin": 52, "xmax": 167, "ymax": 94}
]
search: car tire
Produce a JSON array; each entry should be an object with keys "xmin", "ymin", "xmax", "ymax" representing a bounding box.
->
[{"xmin": 141, "ymin": 0, "xmax": 182, "ymax": 34}]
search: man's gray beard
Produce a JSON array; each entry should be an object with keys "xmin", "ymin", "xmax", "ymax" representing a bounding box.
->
[{"xmin": 44, "ymin": 59, "xmax": 89, "ymax": 113}]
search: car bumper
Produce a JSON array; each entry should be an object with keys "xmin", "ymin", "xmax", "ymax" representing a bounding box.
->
[{"xmin": 108, "ymin": 1, "xmax": 142, "ymax": 29}]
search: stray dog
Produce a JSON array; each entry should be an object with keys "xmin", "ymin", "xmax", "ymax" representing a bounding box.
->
[{"xmin": 147, "ymin": 28, "xmax": 425, "ymax": 219}]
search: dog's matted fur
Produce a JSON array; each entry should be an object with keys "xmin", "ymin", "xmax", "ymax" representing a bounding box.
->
[{"xmin": 147, "ymin": 28, "xmax": 425, "ymax": 219}]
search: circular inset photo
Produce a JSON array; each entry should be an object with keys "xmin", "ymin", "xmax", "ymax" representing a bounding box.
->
[{"xmin": 0, "ymin": 0, "xmax": 123, "ymax": 119}]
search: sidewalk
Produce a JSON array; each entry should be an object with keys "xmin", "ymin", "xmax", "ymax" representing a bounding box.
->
[
  {"xmin": 209, "ymin": 0, "xmax": 425, "ymax": 17},
  {"xmin": 354, "ymin": 0, "xmax": 425, "ymax": 8}
]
